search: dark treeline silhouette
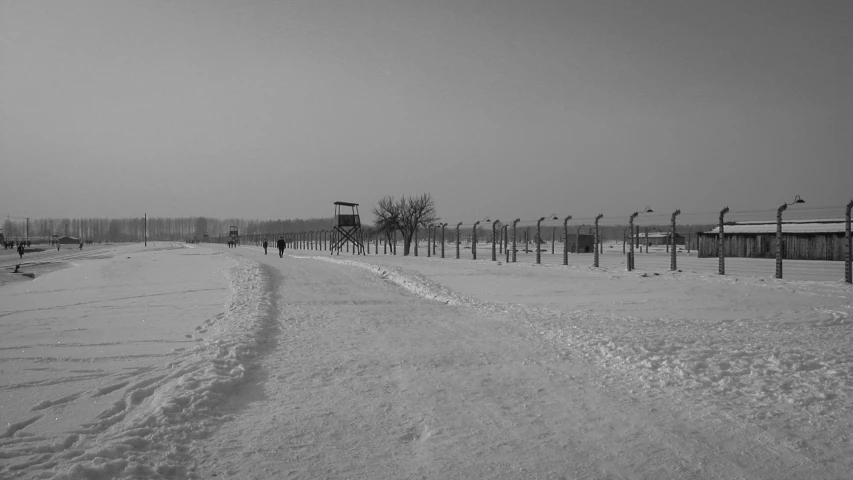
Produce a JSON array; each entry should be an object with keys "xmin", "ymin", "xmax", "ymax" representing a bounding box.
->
[{"xmin": 1, "ymin": 216, "xmax": 335, "ymax": 243}]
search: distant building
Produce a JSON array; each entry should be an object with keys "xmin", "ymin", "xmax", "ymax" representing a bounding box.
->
[
  {"xmin": 644, "ymin": 232, "xmax": 685, "ymax": 246},
  {"xmin": 57, "ymin": 235, "xmax": 80, "ymax": 245},
  {"xmin": 569, "ymin": 233, "xmax": 596, "ymax": 253},
  {"xmin": 697, "ymin": 219, "xmax": 848, "ymax": 261}
]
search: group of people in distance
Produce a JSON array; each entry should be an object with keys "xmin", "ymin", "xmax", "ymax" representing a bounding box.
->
[{"xmin": 261, "ymin": 237, "xmax": 287, "ymax": 257}]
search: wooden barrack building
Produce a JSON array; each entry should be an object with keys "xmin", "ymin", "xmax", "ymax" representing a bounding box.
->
[{"xmin": 697, "ymin": 220, "xmax": 848, "ymax": 261}]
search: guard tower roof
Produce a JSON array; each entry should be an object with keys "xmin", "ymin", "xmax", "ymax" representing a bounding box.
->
[{"xmin": 334, "ymin": 201, "xmax": 359, "ymax": 207}]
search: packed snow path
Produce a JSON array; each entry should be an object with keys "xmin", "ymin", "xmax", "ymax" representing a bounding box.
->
[{"xmin": 190, "ymin": 247, "xmax": 847, "ymax": 480}]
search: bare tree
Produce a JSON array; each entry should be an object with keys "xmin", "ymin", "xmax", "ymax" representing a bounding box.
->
[{"xmin": 372, "ymin": 193, "xmax": 438, "ymax": 255}]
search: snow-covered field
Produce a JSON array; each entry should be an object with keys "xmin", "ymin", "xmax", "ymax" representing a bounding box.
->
[{"xmin": 1, "ymin": 242, "xmax": 851, "ymax": 479}]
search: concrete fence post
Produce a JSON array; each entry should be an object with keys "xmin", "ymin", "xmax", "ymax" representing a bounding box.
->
[
  {"xmin": 628, "ymin": 212, "xmax": 638, "ymax": 271},
  {"xmin": 472, "ymin": 221, "xmax": 481, "ymax": 260},
  {"xmin": 594, "ymin": 214, "xmax": 603, "ymax": 267},
  {"xmin": 845, "ymin": 200, "xmax": 852, "ymax": 284},
  {"xmin": 536, "ymin": 218, "xmax": 545, "ymax": 264},
  {"xmin": 718, "ymin": 207, "xmax": 729, "ymax": 275},
  {"xmin": 512, "ymin": 219, "xmax": 520, "ymax": 262},
  {"xmin": 492, "ymin": 220, "xmax": 499, "ymax": 261},
  {"xmin": 456, "ymin": 223, "xmax": 462, "ymax": 259},
  {"xmin": 426, "ymin": 225, "xmax": 432, "ymax": 258},
  {"xmin": 776, "ymin": 204, "xmax": 786, "ymax": 279},
  {"xmin": 563, "ymin": 215, "xmax": 572, "ymax": 265},
  {"xmin": 503, "ymin": 225, "xmax": 509, "ymax": 262},
  {"xmin": 441, "ymin": 223, "xmax": 447, "ymax": 258},
  {"xmin": 670, "ymin": 209, "xmax": 681, "ymax": 271}
]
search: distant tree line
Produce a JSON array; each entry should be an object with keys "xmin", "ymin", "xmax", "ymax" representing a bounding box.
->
[{"xmin": 1, "ymin": 216, "xmax": 336, "ymax": 243}]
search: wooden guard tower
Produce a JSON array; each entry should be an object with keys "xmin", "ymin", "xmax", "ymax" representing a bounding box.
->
[
  {"xmin": 228, "ymin": 225, "xmax": 239, "ymax": 245},
  {"xmin": 332, "ymin": 201, "xmax": 365, "ymax": 255}
]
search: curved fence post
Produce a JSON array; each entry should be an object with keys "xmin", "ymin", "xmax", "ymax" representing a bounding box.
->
[
  {"xmin": 492, "ymin": 220, "xmax": 499, "ymax": 261},
  {"xmin": 846, "ymin": 201, "xmax": 852, "ymax": 284},
  {"xmin": 594, "ymin": 214, "xmax": 603, "ymax": 267},
  {"xmin": 563, "ymin": 215, "xmax": 572, "ymax": 265},
  {"xmin": 670, "ymin": 209, "xmax": 681, "ymax": 271},
  {"xmin": 512, "ymin": 219, "xmax": 520, "ymax": 262},
  {"xmin": 472, "ymin": 221, "xmax": 481, "ymax": 260},
  {"xmin": 628, "ymin": 212, "xmax": 638, "ymax": 271},
  {"xmin": 776, "ymin": 204, "xmax": 786, "ymax": 278},
  {"xmin": 536, "ymin": 217, "xmax": 545, "ymax": 264},
  {"xmin": 719, "ymin": 207, "xmax": 729, "ymax": 275},
  {"xmin": 455, "ymin": 223, "xmax": 462, "ymax": 259}
]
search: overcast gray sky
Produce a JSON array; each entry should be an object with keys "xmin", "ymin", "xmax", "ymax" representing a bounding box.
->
[{"xmin": 1, "ymin": 0, "xmax": 850, "ymax": 223}]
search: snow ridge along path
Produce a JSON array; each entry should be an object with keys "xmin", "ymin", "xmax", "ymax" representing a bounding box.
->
[
  {"xmin": 190, "ymin": 248, "xmax": 850, "ymax": 479},
  {"xmin": 1, "ymin": 247, "xmax": 278, "ymax": 479}
]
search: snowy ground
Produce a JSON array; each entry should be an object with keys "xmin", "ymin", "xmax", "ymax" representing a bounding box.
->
[{"xmin": 1, "ymin": 242, "xmax": 851, "ymax": 479}]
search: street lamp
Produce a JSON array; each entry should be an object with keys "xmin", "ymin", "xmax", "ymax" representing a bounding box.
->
[
  {"xmin": 628, "ymin": 206, "xmax": 653, "ymax": 271},
  {"xmin": 512, "ymin": 219, "xmax": 521, "ymax": 262},
  {"xmin": 562, "ymin": 215, "xmax": 572, "ymax": 265},
  {"xmin": 536, "ymin": 215, "xmax": 557, "ymax": 264},
  {"xmin": 474, "ymin": 218, "xmax": 489, "ymax": 260},
  {"xmin": 776, "ymin": 195, "xmax": 805, "ymax": 279}
]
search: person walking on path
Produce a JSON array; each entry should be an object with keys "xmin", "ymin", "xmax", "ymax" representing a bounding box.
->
[
  {"xmin": 17, "ymin": 243, "xmax": 25, "ymax": 259},
  {"xmin": 263, "ymin": 239, "xmax": 268, "ymax": 255},
  {"xmin": 277, "ymin": 236, "xmax": 286, "ymax": 258}
]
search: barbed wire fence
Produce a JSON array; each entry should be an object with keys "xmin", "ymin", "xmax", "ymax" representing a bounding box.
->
[{"xmin": 229, "ymin": 201, "xmax": 851, "ymax": 284}]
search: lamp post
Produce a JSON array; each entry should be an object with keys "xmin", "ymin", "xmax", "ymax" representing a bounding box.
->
[
  {"xmin": 512, "ymin": 219, "xmax": 520, "ymax": 262},
  {"xmin": 456, "ymin": 222, "xmax": 462, "ymax": 259},
  {"xmin": 670, "ymin": 209, "xmax": 681, "ymax": 271},
  {"xmin": 576, "ymin": 225, "xmax": 585, "ymax": 254},
  {"xmin": 718, "ymin": 207, "xmax": 729, "ymax": 275},
  {"xmin": 471, "ymin": 217, "xmax": 489, "ymax": 260},
  {"xmin": 627, "ymin": 207, "xmax": 652, "ymax": 271},
  {"xmin": 628, "ymin": 213, "xmax": 638, "ymax": 271},
  {"xmin": 492, "ymin": 219, "xmax": 500, "ymax": 261},
  {"xmin": 594, "ymin": 214, "xmax": 603, "ymax": 267},
  {"xmin": 535, "ymin": 215, "xmax": 557, "ymax": 264},
  {"xmin": 562, "ymin": 215, "xmax": 572, "ymax": 265},
  {"xmin": 472, "ymin": 220, "xmax": 482, "ymax": 260},
  {"xmin": 776, "ymin": 195, "xmax": 805, "ymax": 279},
  {"xmin": 427, "ymin": 225, "xmax": 433, "ymax": 257}
]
